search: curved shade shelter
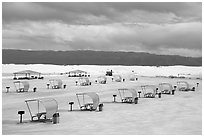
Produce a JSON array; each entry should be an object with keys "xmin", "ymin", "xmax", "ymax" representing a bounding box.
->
[
  {"xmin": 78, "ymin": 77, "xmax": 91, "ymax": 86},
  {"xmin": 14, "ymin": 81, "xmax": 29, "ymax": 92},
  {"xmin": 97, "ymin": 76, "xmax": 107, "ymax": 84},
  {"xmin": 13, "ymin": 70, "xmax": 42, "ymax": 80},
  {"xmin": 177, "ymin": 81, "xmax": 190, "ymax": 91},
  {"xmin": 76, "ymin": 92, "xmax": 100, "ymax": 111},
  {"xmin": 114, "ymin": 75, "xmax": 122, "ymax": 82},
  {"xmin": 159, "ymin": 83, "xmax": 173, "ymax": 94},
  {"xmin": 141, "ymin": 85, "xmax": 157, "ymax": 98},
  {"xmin": 118, "ymin": 88, "xmax": 137, "ymax": 103},
  {"xmin": 49, "ymin": 79, "xmax": 63, "ymax": 89},
  {"xmin": 25, "ymin": 98, "xmax": 58, "ymax": 121}
]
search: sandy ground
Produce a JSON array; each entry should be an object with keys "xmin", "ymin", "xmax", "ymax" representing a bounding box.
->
[{"xmin": 1, "ymin": 65, "xmax": 202, "ymax": 135}]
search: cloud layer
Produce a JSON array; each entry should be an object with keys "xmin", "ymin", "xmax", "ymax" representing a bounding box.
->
[{"xmin": 2, "ymin": 2, "xmax": 202, "ymax": 57}]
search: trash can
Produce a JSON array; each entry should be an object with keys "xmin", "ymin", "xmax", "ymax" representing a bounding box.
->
[
  {"xmin": 99, "ymin": 103, "xmax": 103, "ymax": 111},
  {"xmin": 134, "ymin": 97, "xmax": 138, "ymax": 104},
  {"xmin": 33, "ymin": 87, "xmax": 37, "ymax": 92},
  {"xmin": 136, "ymin": 78, "xmax": 138, "ymax": 81},
  {"xmin": 6, "ymin": 87, "xmax": 10, "ymax": 93},
  {"xmin": 158, "ymin": 93, "xmax": 161, "ymax": 98},
  {"xmin": 63, "ymin": 84, "xmax": 66, "ymax": 89},
  {"xmin": 172, "ymin": 90, "xmax": 175, "ymax": 95},
  {"xmin": 53, "ymin": 113, "xmax": 59, "ymax": 124}
]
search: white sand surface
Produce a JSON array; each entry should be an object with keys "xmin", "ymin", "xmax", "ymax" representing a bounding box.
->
[
  {"xmin": 2, "ymin": 65, "xmax": 202, "ymax": 135},
  {"xmin": 2, "ymin": 64, "xmax": 202, "ymax": 77}
]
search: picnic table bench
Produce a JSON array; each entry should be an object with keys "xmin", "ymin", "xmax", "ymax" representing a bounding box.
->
[
  {"xmin": 144, "ymin": 93, "xmax": 155, "ymax": 98},
  {"xmin": 80, "ymin": 103, "xmax": 94, "ymax": 110},
  {"xmin": 32, "ymin": 112, "xmax": 47, "ymax": 121},
  {"xmin": 122, "ymin": 97, "xmax": 133, "ymax": 103}
]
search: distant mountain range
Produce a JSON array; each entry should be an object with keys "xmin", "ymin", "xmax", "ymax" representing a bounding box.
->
[{"xmin": 2, "ymin": 49, "xmax": 202, "ymax": 66}]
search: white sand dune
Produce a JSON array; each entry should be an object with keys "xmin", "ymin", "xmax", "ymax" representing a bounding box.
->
[
  {"xmin": 2, "ymin": 64, "xmax": 202, "ymax": 77},
  {"xmin": 2, "ymin": 64, "xmax": 202, "ymax": 135}
]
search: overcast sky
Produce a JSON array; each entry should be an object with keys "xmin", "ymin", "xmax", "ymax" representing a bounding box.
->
[{"xmin": 2, "ymin": 2, "xmax": 202, "ymax": 57}]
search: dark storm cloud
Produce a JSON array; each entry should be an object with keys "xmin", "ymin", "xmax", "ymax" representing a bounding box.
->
[
  {"xmin": 2, "ymin": 2, "xmax": 202, "ymax": 57},
  {"xmin": 3, "ymin": 2, "xmax": 201, "ymax": 24}
]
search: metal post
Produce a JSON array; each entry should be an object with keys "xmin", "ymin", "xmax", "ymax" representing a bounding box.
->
[
  {"xmin": 113, "ymin": 95, "xmax": 117, "ymax": 102},
  {"xmin": 138, "ymin": 91, "xmax": 141, "ymax": 98},
  {"xmin": 47, "ymin": 83, "xmax": 50, "ymax": 89},
  {"xmin": 20, "ymin": 115, "xmax": 22, "ymax": 123},
  {"xmin": 6, "ymin": 87, "xmax": 10, "ymax": 93},
  {"xmin": 69, "ymin": 102, "xmax": 74, "ymax": 111},
  {"xmin": 18, "ymin": 111, "xmax": 25, "ymax": 123}
]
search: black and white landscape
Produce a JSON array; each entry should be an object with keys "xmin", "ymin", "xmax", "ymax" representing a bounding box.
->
[{"xmin": 2, "ymin": 2, "xmax": 202, "ymax": 135}]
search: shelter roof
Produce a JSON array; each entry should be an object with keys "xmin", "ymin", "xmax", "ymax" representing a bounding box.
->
[
  {"xmin": 76, "ymin": 92, "xmax": 99, "ymax": 102},
  {"xmin": 13, "ymin": 70, "xmax": 41, "ymax": 75},
  {"xmin": 177, "ymin": 81, "xmax": 188, "ymax": 84},
  {"xmin": 141, "ymin": 85, "xmax": 157, "ymax": 88},
  {"xmin": 159, "ymin": 83, "xmax": 172, "ymax": 86},
  {"xmin": 25, "ymin": 98, "xmax": 56, "ymax": 102},
  {"xmin": 68, "ymin": 70, "xmax": 87, "ymax": 73},
  {"xmin": 49, "ymin": 79, "xmax": 62, "ymax": 82},
  {"xmin": 76, "ymin": 92, "xmax": 100, "ymax": 110},
  {"xmin": 14, "ymin": 81, "xmax": 29, "ymax": 85},
  {"xmin": 118, "ymin": 88, "xmax": 137, "ymax": 98},
  {"xmin": 25, "ymin": 98, "xmax": 58, "ymax": 119}
]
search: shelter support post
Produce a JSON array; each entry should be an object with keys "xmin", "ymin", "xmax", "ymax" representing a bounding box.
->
[
  {"xmin": 25, "ymin": 101, "xmax": 33, "ymax": 121},
  {"xmin": 38, "ymin": 100, "xmax": 39, "ymax": 114}
]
